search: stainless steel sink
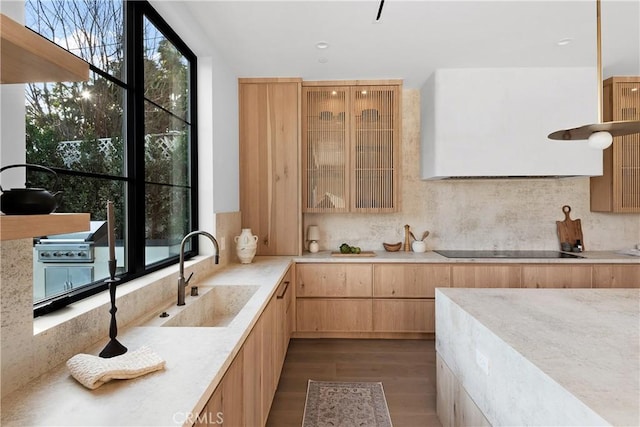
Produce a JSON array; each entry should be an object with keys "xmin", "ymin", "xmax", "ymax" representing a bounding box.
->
[{"xmin": 141, "ymin": 284, "xmax": 259, "ymax": 327}]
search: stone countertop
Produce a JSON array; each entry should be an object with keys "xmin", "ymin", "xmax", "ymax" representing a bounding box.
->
[
  {"xmin": 0, "ymin": 257, "xmax": 293, "ymax": 427},
  {"xmin": 435, "ymin": 288, "xmax": 640, "ymax": 426},
  {"xmin": 296, "ymin": 250, "xmax": 640, "ymax": 263},
  {"xmin": 2, "ymin": 253, "xmax": 637, "ymax": 427}
]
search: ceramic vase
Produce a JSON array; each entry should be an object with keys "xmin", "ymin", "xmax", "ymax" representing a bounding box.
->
[{"xmin": 235, "ymin": 228, "xmax": 258, "ymax": 264}]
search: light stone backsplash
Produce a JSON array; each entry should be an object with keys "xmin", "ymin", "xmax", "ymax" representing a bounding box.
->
[
  {"xmin": 304, "ymin": 89, "xmax": 640, "ymax": 252},
  {"xmin": 0, "ymin": 211, "xmax": 242, "ymax": 397}
]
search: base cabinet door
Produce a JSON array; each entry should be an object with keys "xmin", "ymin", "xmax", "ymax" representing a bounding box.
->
[
  {"xmin": 195, "ymin": 349, "xmax": 243, "ymax": 427},
  {"xmin": 593, "ymin": 264, "xmax": 640, "ymax": 288},
  {"xmin": 437, "ymin": 354, "xmax": 491, "ymax": 427},
  {"xmin": 275, "ymin": 272, "xmax": 292, "ymax": 381},
  {"xmin": 221, "ymin": 350, "xmax": 244, "ymax": 427},
  {"xmin": 296, "ymin": 298, "xmax": 373, "ymax": 332},
  {"xmin": 451, "ymin": 265, "xmax": 521, "ymax": 288},
  {"xmin": 261, "ymin": 294, "xmax": 278, "ymax": 425},
  {"xmin": 195, "ymin": 386, "xmax": 222, "ymax": 427},
  {"xmin": 373, "ymin": 299, "xmax": 435, "ymax": 332},
  {"xmin": 373, "ymin": 264, "xmax": 450, "ymax": 297},
  {"xmin": 522, "ymin": 265, "xmax": 592, "ymax": 288},
  {"xmin": 242, "ymin": 324, "xmax": 262, "ymax": 427},
  {"xmin": 297, "ymin": 264, "xmax": 372, "ymax": 297}
]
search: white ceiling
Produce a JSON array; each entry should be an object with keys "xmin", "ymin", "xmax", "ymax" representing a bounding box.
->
[{"xmin": 157, "ymin": 0, "xmax": 640, "ymax": 88}]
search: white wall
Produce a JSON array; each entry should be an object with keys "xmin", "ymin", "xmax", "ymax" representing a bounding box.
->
[
  {"xmin": 149, "ymin": 0, "xmax": 239, "ymax": 217},
  {"xmin": 0, "ymin": 1, "xmax": 26, "ymax": 189}
]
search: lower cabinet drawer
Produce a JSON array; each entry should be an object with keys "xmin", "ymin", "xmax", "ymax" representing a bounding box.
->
[
  {"xmin": 296, "ymin": 299, "xmax": 373, "ymax": 332},
  {"xmin": 373, "ymin": 299, "xmax": 435, "ymax": 333}
]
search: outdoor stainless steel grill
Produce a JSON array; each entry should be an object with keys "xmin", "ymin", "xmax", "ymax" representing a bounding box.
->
[{"xmin": 33, "ymin": 221, "xmax": 107, "ymax": 299}]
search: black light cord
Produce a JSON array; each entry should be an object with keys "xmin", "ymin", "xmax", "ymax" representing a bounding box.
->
[{"xmin": 376, "ymin": 0, "xmax": 385, "ymax": 21}]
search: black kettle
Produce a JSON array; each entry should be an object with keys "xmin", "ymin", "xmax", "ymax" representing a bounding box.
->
[{"xmin": 0, "ymin": 164, "xmax": 63, "ymax": 215}]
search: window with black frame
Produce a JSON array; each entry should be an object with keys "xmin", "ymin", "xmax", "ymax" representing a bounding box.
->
[{"xmin": 25, "ymin": 0, "xmax": 198, "ymax": 315}]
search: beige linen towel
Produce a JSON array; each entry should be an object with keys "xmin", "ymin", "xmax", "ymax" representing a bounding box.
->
[{"xmin": 67, "ymin": 346, "xmax": 165, "ymax": 390}]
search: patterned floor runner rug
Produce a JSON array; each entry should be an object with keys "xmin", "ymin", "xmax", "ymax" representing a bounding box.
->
[{"xmin": 301, "ymin": 380, "xmax": 393, "ymax": 427}]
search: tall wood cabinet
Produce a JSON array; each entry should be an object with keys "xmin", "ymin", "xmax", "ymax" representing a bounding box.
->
[
  {"xmin": 591, "ymin": 76, "xmax": 640, "ymax": 212},
  {"xmin": 239, "ymin": 78, "xmax": 302, "ymax": 255},
  {"xmin": 302, "ymin": 80, "xmax": 402, "ymax": 213}
]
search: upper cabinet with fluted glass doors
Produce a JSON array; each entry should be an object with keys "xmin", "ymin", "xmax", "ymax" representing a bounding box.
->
[
  {"xmin": 302, "ymin": 81, "xmax": 401, "ymax": 213},
  {"xmin": 590, "ymin": 76, "xmax": 640, "ymax": 213}
]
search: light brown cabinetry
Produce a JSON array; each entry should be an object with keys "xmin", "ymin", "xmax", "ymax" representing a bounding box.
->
[
  {"xmin": 373, "ymin": 264, "xmax": 450, "ymax": 333},
  {"xmin": 1, "ymin": 13, "xmax": 89, "ymax": 84},
  {"xmin": 451, "ymin": 264, "xmax": 522, "ymax": 288},
  {"xmin": 373, "ymin": 264, "xmax": 450, "ymax": 297},
  {"xmin": 437, "ymin": 354, "xmax": 491, "ymax": 427},
  {"xmin": 260, "ymin": 291, "xmax": 278, "ymax": 425},
  {"xmin": 195, "ymin": 267, "xmax": 293, "ymax": 427},
  {"xmin": 296, "ymin": 263, "xmax": 447, "ymax": 336},
  {"xmin": 242, "ymin": 320, "xmax": 262, "ymax": 427},
  {"xmin": 522, "ymin": 265, "xmax": 592, "ymax": 288},
  {"xmin": 373, "ymin": 299, "xmax": 434, "ymax": 333},
  {"xmin": 196, "ymin": 348, "xmax": 243, "ymax": 427},
  {"xmin": 194, "ymin": 385, "xmax": 221, "ymax": 426},
  {"xmin": 296, "ymin": 263, "xmax": 373, "ymax": 333},
  {"xmin": 293, "ymin": 261, "xmax": 638, "ymax": 337},
  {"xmin": 302, "ymin": 80, "xmax": 402, "ymax": 213},
  {"xmin": 592, "ymin": 264, "xmax": 640, "ymax": 288},
  {"xmin": 297, "ymin": 298, "xmax": 373, "ymax": 332},
  {"xmin": 238, "ymin": 78, "xmax": 301, "ymax": 255},
  {"xmin": 275, "ymin": 268, "xmax": 293, "ymax": 378},
  {"xmin": 591, "ymin": 76, "xmax": 640, "ymax": 212},
  {"xmin": 297, "ymin": 263, "xmax": 372, "ymax": 297}
]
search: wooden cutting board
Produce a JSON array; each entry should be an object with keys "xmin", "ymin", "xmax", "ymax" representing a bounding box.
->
[
  {"xmin": 556, "ymin": 205, "xmax": 585, "ymax": 250},
  {"xmin": 330, "ymin": 251, "xmax": 376, "ymax": 257}
]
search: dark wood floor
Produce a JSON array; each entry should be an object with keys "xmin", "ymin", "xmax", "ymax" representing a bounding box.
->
[{"xmin": 266, "ymin": 339, "xmax": 442, "ymax": 427}]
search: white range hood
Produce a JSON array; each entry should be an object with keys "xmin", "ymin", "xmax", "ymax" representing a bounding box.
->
[{"xmin": 420, "ymin": 68, "xmax": 603, "ymax": 179}]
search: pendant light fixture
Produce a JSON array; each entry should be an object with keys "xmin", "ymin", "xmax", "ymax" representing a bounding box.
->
[{"xmin": 548, "ymin": 0, "xmax": 640, "ymax": 148}]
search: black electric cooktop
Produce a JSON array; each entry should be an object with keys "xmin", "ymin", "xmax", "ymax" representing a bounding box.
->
[{"xmin": 434, "ymin": 250, "xmax": 584, "ymax": 259}]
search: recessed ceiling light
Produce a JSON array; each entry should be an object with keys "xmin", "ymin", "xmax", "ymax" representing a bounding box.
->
[
  {"xmin": 318, "ymin": 57, "xmax": 328, "ymax": 64},
  {"xmin": 316, "ymin": 41, "xmax": 329, "ymax": 49},
  {"xmin": 557, "ymin": 38, "xmax": 573, "ymax": 46}
]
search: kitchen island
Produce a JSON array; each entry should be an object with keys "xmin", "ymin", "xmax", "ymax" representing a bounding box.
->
[{"xmin": 435, "ymin": 288, "xmax": 640, "ymax": 426}]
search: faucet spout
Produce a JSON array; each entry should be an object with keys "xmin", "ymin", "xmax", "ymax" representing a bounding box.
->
[{"xmin": 177, "ymin": 230, "xmax": 220, "ymax": 306}]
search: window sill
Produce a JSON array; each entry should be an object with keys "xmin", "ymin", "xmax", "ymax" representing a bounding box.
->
[{"xmin": 33, "ymin": 255, "xmax": 215, "ymax": 336}]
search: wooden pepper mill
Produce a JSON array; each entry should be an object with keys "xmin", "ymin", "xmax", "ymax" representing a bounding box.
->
[{"xmin": 403, "ymin": 224, "xmax": 411, "ymax": 252}]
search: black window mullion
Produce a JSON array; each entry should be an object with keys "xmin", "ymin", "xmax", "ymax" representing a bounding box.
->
[
  {"xmin": 189, "ymin": 54, "xmax": 199, "ymax": 240},
  {"xmin": 126, "ymin": 0, "xmax": 146, "ymax": 273}
]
